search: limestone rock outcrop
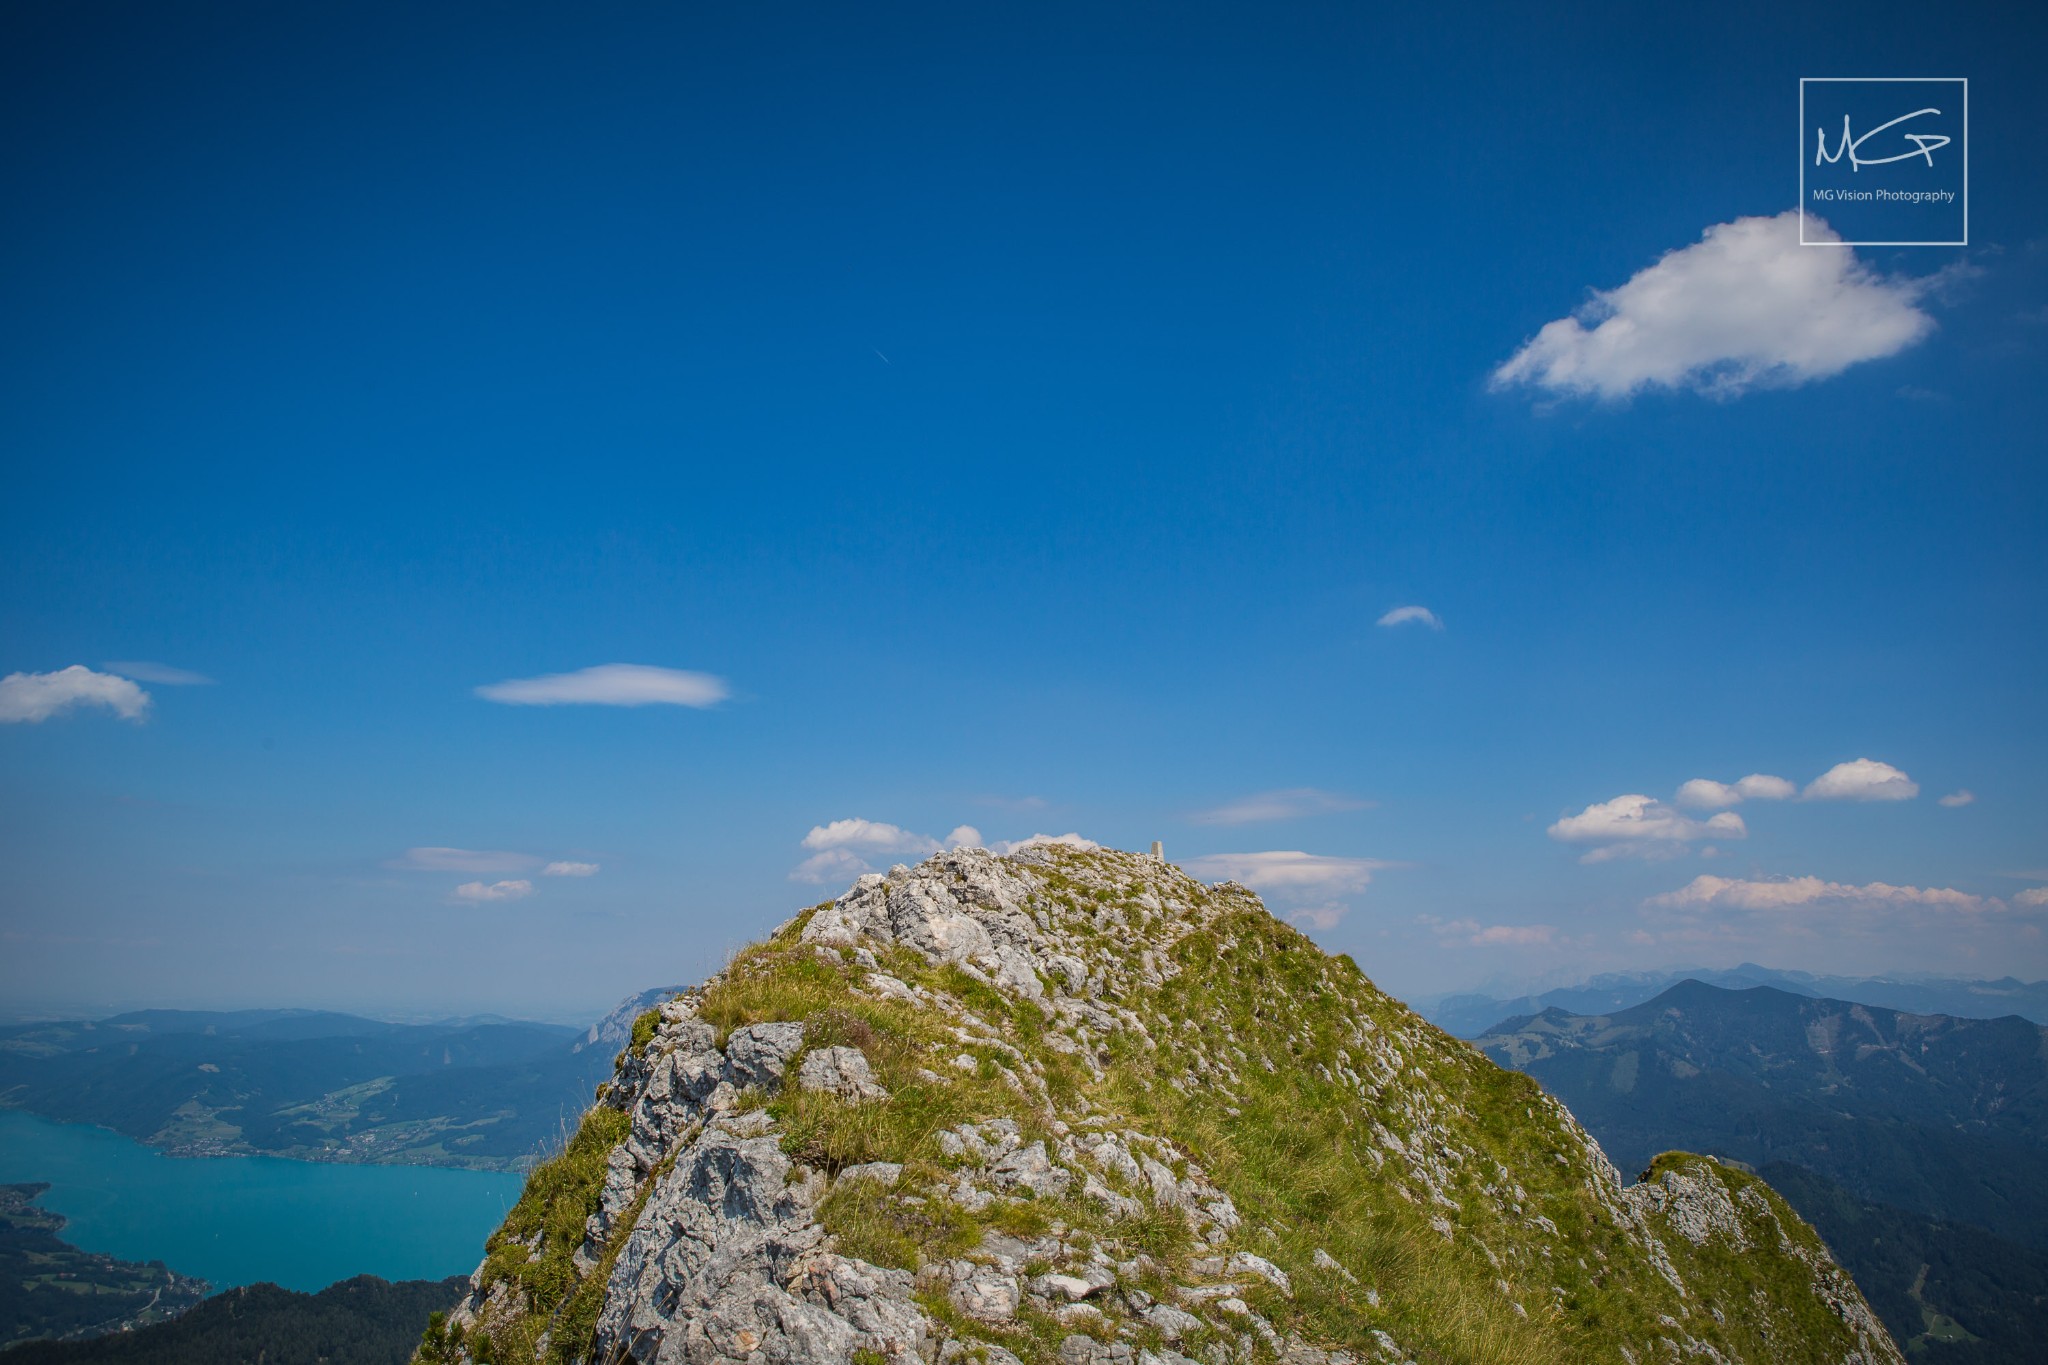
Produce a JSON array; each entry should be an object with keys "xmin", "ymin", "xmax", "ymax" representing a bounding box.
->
[{"xmin": 423, "ymin": 845, "xmax": 1903, "ymax": 1365}]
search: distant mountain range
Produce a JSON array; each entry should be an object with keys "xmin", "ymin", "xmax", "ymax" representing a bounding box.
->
[
  {"xmin": 1423, "ymin": 963, "xmax": 2048, "ymax": 1037},
  {"xmin": 0, "ymin": 988, "xmax": 679, "ymax": 1172},
  {"xmin": 1478, "ymin": 980, "xmax": 2048, "ymax": 1361}
]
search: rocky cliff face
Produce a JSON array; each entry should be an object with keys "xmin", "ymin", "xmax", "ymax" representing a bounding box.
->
[{"xmin": 419, "ymin": 846, "xmax": 1901, "ymax": 1365}]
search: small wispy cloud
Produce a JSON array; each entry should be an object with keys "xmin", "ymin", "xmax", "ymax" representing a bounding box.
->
[
  {"xmin": 542, "ymin": 861, "xmax": 600, "ymax": 877},
  {"xmin": 0, "ymin": 666, "xmax": 152, "ymax": 724},
  {"xmin": 103, "ymin": 661, "xmax": 215, "ymax": 686},
  {"xmin": 1673, "ymin": 774, "xmax": 1795, "ymax": 809},
  {"xmin": 1470, "ymin": 922, "xmax": 1557, "ymax": 946},
  {"xmin": 1492, "ymin": 210, "xmax": 1935, "ymax": 400},
  {"xmin": 801, "ymin": 819, "xmax": 942, "ymax": 856},
  {"xmin": 1422, "ymin": 916, "xmax": 1559, "ymax": 948},
  {"xmin": 390, "ymin": 847, "xmax": 541, "ymax": 874},
  {"xmin": 475, "ymin": 664, "xmax": 729, "ymax": 709},
  {"xmin": 1803, "ymin": 758, "xmax": 1919, "ymax": 802},
  {"xmin": 1181, "ymin": 851, "xmax": 1389, "ymax": 920},
  {"xmin": 1938, "ymin": 790, "xmax": 1976, "ymax": 808},
  {"xmin": 1646, "ymin": 874, "xmax": 1998, "ymax": 914},
  {"xmin": 789, "ymin": 817, "xmax": 992, "ymax": 882},
  {"xmin": 1376, "ymin": 606, "xmax": 1443, "ymax": 630},
  {"xmin": 1189, "ymin": 788, "xmax": 1373, "ymax": 826},
  {"xmin": 1547, "ymin": 794, "xmax": 1744, "ymax": 863},
  {"xmin": 992, "ymin": 833, "xmax": 1100, "ymax": 855},
  {"xmin": 452, "ymin": 879, "xmax": 534, "ymax": 904},
  {"xmin": 790, "ymin": 848, "xmax": 872, "ymax": 885},
  {"xmin": 2017, "ymin": 887, "xmax": 2048, "ymax": 908}
]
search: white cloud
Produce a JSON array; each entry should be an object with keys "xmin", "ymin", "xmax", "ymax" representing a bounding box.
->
[
  {"xmin": 391, "ymin": 847, "xmax": 540, "ymax": 874},
  {"xmin": 1804, "ymin": 758, "xmax": 1919, "ymax": 802},
  {"xmin": 1674, "ymin": 773, "xmax": 1795, "ymax": 808},
  {"xmin": 103, "ymin": 661, "xmax": 214, "ymax": 686},
  {"xmin": 1189, "ymin": 788, "xmax": 1372, "ymax": 826},
  {"xmin": 1420, "ymin": 916, "xmax": 1559, "ymax": 948},
  {"xmin": 1376, "ymin": 606, "xmax": 1443, "ymax": 630},
  {"xmin": 789, "ymin": 818, "xmax": 1059, "ymax": 883},
  {"xmin": 452, "ymin": 879, "xmax": 534, "ymax": 903},
  {"xmin": 475, "ymin": 664, "xmax": 729, "ymax": 709},
  {"xmin": 1184, "ymin": 850, "xmax": 1393, "ymax": 932},
  {"xmin": 1646, "ymin": 874, "xmax": 1996, "ymax": 914},
  {"xmin": 1737, "ymin": 773, "xmax": 1798, "ymax": 801},
  {"xmin": 1674, "ymin": 779, "xmax": 1742, "ymax": 810},
  {"xmin": 993, "ymin": 833, "xmax": 1101, "ymax": 855},
  {"xmin": 790, "ymin": 849, "xmax": 871, "ymax": 884},
  {"xmin": 1491, "ymin": 211, "xmax": 1935, "ymax": 400},
  {"xmin": 542, "ymin": 861, "xmax": 600, "ymax": 877},
  {"xmin": 2017, "ymin": 888, "xmax": 2048, "ymax": 908},
  {"xmin": 800, "ymin": 819, "xmax": 941, "ymax": 856},
  {"xmin": 1181, "ymin": 851, "xmax": 1386, "ymax": 896},
  {"xmin": 1473, "ymin": 923, "xmax": 1556, "ymax": 946},
  {"xmin": 0, "ymin": 666, "xmax": 152, "ymax": 724},
  {"xmin": 1633, "ymin": 871, "xmax": 2043, "ymax": 976},
  {"xmin": 1939, "ymin": 790, "xmax": 1976, "ymax": 808},
  {"xmin": 1547, "ymin": 794, "xmax": 1744, "ymax": 863}
]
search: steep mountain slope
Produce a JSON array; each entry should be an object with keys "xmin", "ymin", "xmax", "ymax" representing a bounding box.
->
[
  {"xmin": 423, "ymin": 846, "xmax": 1898, "ymax": 1365},
  {"xmin": 0, "ymin": 1010, "xmax": 610, "ymax": 1170},
  {"xmin": 1475, "ymin": 982, "xmax": 2048, "ymax": 1247}
]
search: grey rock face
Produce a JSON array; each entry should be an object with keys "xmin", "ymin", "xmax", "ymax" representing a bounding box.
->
[
  {"xmin": 726, "ymin": 1021, "xmax": 807, "ymax": 1091},
  {"xmin": 798, "ymin": 1045, "xmax": 890, "ymax": 1101},
  {"xmin": 593, "ymin": 1116, "xmax": 928, "ymax": 1365},
  {"xmin": 1625, "ymin": 1165, "xmax": 1748, "ymax": 1249},
  {"xmin": 947, "ymin": 1265, "xmax": 1021, "ymax": 1322},
  {"xmin": 836, "ymin": 1161, "xmax": 903, "ymax": 1187},
  {"xmin": 988, "ymin": 1140, "xmax": 1073, "ymax": 1198},
  {"xmin": 1228, "ymin": 1252, "xmax": 1291, "ymax": 1294}
]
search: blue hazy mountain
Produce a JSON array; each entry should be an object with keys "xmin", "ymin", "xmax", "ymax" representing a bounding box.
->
[
  {"xmin": 1423, "ymin": 964, "xmax": 2048, "ymax": 1038},
  {"xmin": 1479, "ymin": 980, "xmax": 2048, "ymax": 1359}
]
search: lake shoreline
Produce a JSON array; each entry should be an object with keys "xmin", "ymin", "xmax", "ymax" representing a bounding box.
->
[{"xmin": 0, "ymin": 1110, "xmax": 526, "ymax": 1294}]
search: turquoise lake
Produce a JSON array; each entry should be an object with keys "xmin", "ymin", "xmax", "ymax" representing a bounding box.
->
[{"xmin": 0, "ymin": 1109, "xmax": 526, "ymax": 1292}]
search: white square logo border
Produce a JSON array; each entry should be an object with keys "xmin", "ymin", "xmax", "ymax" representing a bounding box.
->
[{"xmin": 1799, "ymin": 77, "xmax": 1967, "ymax": 247}]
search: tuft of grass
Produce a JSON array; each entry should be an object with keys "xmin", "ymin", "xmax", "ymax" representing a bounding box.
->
[
  {"xmin": 468, "ymin": 1104, "xmax": 632, "ymax": 1361},
  {"xmin": 629, "ymin": 1008, "xmax": 661, "ymax": 1053},
  {"xmin": 817, "ymin": 1178, "xmax": 979, "ymax": 1270}
]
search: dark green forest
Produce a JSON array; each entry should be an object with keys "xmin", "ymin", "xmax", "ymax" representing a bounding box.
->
[
  {"xmin": 1765, "ymin": 1164, "xmax": 2048, "ymax": 1365},
  {"xmin": 1, "ymin": 1275, "xmax": 464, "ymax": 1365}
]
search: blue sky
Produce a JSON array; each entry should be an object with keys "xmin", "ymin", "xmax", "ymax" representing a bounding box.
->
[{"xmin": 3, "ymin": 0, "xmax": 2044, "ymax": 1020}]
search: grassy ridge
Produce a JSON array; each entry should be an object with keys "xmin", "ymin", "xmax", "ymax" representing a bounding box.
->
[{"xmin": 427, "ymin": 849, "xmax": 1895, "ymax": 1365}]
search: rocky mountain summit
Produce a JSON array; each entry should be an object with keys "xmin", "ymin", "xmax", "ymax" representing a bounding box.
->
[{"xmin": 419, "ymin": 845, "xmax": 1900, "ymax": 1365}]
